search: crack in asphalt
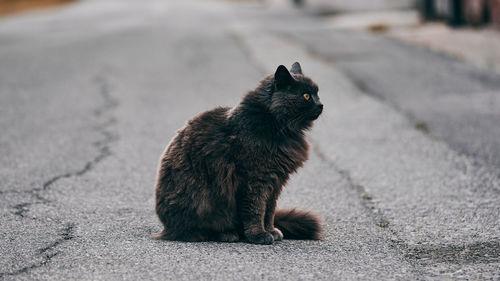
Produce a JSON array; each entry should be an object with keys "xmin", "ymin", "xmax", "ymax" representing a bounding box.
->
[
  {"xmin": 2, "ymin": 73, "xmax": 119, "ymax": 277},
  {"xmin": 10, "ymin": 74, "xmax": 118, "ymax": 218},
  {"xmin": 310, "ymin": 138, "xmax": 500, "ymax": 268},
  {"xmin": 309, "ymin": 139, "xmax": 389, "ymax": 227},
  {"xmin": 38, "ymin": 223, "xmax": 76, "ymax": 255},
  {"xmin": 0, "ymin": 223, "xmax": 76, "ymax": 279},
  {"xmin": 405, "ymin": 240, "xmax": 500, "ymax": 265}
]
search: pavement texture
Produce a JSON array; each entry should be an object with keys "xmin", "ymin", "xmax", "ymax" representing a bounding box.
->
[{"xmin": 0, "ymin": 0, "xmax": 499, "ymax": 280}]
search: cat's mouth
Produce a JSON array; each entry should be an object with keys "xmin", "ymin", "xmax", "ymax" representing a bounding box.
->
[{"xmin": 309, "ymin": 104, "xmax": 323, "ymax": 120}]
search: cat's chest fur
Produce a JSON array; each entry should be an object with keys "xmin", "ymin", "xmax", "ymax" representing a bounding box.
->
[
  {"xmin": 234, "ymin": 132, "xmax": 309, "ymax": 184},
  {"xmin": 271, "ymin": 138, "xmax": 309, "ymax": 174}
]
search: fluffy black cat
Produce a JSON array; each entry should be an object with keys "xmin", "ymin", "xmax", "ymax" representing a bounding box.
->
[{"xmin": 154, "ymin": 62, "xmax": 323, "ymax": 244}]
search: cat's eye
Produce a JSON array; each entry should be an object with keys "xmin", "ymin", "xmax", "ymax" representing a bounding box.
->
[{"xmin": 303, "ymin": 93, "xmax": 310, "ymax": 100}]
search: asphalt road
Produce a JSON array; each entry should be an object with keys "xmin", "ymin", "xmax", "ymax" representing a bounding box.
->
[{"xmin": 0, "ymin": 0, "xmax": 499, "ymax": 280}]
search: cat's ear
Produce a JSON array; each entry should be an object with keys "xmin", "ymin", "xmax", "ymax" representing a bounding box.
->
[
  {"xmin": 274, "ymin": 65, "xmax": 294, "ymax": 89},
  {"xmin": 290, "ymin": 62, "xmax": 303, "ymax": 75}
]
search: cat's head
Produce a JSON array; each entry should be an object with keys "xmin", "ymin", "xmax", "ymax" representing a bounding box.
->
[{"xmin": 269, "ymin": 62, "xmax": 322, "ymax": 131}]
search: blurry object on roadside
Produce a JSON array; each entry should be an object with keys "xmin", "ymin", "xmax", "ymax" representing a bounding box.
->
[
  {"xmin": 0, "ymin": 0, "xmax": 75, "ymax": 17},
  {"xmin": 292, "ymin": 0, "xmax": 304, "ymax": 7},
  {"xmin": 418, "ymin": 0, "xmax": 464, "ymax": 26},
  {"xmin": 368, "ymin": 23, "xmax": 390, "ymax": 33},
  {"xmin": 326, "ymin": 10, "xmax": 420, "ymax": 31},
  {"xmin": 463, "ymin": 0, "xmax": 488, "ymax": 26},
  {"xmin": 491, "ymin": 0, "xmax": 500, "ymax": 27},
  {"xmin": 418, "ymin": 0, "xmax": 500, "ymax": 28},
  {"xmin": 287, "ymin": 0, "xmax": 416, "ymax": 13}
]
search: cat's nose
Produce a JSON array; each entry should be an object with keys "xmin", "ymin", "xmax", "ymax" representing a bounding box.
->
[{"xmin": 315, "ymin": 103, "xmax": 323, "ymax": 116}]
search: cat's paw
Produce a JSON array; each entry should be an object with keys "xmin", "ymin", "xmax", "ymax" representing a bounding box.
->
[
  {"xmin": 246, "ymin": 232, "xmax": 274, "ymax": 245},
  {"xmin": 219, "ymin": 232, "xmax": 240, "ymax": 242},
  {"xmin": 269, "ymin": 228, "xmax": 283, "ymax": 241}
]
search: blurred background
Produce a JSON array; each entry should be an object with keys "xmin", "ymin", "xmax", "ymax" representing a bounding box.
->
[{"xmin": 1, "ymin": 0, "xmax": 499, "ymax": 280}]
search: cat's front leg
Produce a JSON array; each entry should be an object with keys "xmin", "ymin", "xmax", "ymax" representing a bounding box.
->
[
  {"xmin": 264, "ymin": 193, "xmax": 283, "ymax": 241},
  {"xmin": 238, "ymin": 189, "xmax": 274, "ymax": 245}
]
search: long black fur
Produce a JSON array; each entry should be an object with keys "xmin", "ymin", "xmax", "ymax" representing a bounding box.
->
[
  {"xmin": 154, "ymin": 62, "xmax": 323, "ymax": 244},
  {"xmin": 274, "ymin": 209, "xmax": 323, "ymax": 240}
]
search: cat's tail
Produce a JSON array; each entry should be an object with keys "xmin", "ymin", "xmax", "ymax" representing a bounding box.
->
[{"xmin": 274, "ymin": 208, "xmax": 323, "ymax": 240}]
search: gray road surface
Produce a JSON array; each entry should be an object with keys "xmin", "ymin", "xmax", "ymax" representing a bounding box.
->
[{"xmin": 0, "ymin": 0, "xmax": 499, "ymax": 280}]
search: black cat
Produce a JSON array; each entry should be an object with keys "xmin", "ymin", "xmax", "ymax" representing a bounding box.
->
[{"xmin": 154, "ymin": 62, "xmax": 323, "ymax": 244}]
